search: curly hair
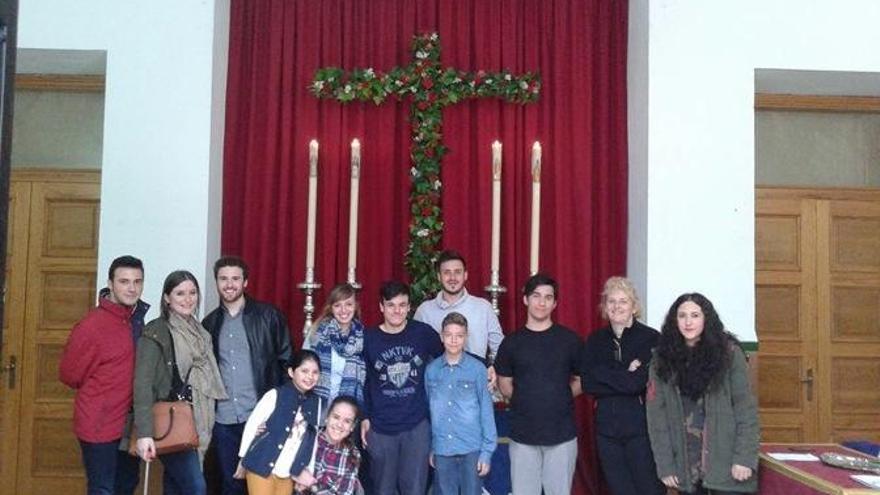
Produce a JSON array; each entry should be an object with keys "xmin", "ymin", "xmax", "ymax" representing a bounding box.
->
[{"xmin": 655, "ymin": 293, "xmax": 740, "ymax": 399}]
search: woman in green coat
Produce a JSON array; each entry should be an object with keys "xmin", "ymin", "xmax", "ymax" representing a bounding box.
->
[{"xmin": 646, "ymin": 293, "xmax": 760, "ymax": 494}]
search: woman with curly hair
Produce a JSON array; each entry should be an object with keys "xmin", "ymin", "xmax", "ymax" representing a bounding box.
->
[{"xmin": 646, "ymin": 293, "xmax": 759, "ymax": 494}]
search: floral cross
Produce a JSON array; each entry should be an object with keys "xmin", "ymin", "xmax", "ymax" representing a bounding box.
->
[{"xmin": 311, "ymin": 32, "xmax": 540, "ymax": 304}]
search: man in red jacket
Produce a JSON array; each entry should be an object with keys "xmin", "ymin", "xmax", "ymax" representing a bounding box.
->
[{"xmin": 60, "ymin": 255, "xmax": 147, "ymax": 495}]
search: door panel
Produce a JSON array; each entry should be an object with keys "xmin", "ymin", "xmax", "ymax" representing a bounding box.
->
[
  {"xmin": 757, "ymin": 189, "xmax": 880, "ymax": 444},
  {"xmin": 818, "ymin": 200, "xmax": 880, "ymax": 442},
  {"xmin": 755, "ymin": 197, "xmax": 819, "ymax": 442},
  {"xmin": 0, "ymin": 180, "xmax": 30, "ymax": 493},
  {"xmin": 13, "ymin": 177, "xmax": 99, "ymax": 494}
]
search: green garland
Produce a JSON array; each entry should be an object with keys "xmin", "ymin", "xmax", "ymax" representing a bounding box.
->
[{"xmin": 311, "ymin": 33, "xmax": 540, "ymax": 304}]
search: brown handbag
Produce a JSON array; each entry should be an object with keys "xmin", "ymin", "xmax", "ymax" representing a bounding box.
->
[{"xmin": 128, "ymin": 400, "xmax": 199, "ymax": 456}]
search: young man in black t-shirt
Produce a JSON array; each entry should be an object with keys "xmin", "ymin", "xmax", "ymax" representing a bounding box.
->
[{"xmin": 495, "ymin": 273, "xmax": 583, "ymax": 495}]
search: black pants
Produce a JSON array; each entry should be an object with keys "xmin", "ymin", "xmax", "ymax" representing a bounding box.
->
[{"xmin": 596, "ymin": 433, "xmax": 665, "ymax": 495}]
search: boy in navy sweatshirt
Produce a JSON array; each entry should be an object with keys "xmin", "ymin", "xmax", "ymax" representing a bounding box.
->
[{"xmin": 361, "ymin": 280, "xmax": 443, "ymax": 494}]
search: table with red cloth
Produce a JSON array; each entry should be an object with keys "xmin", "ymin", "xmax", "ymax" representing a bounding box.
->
[{"xmin": 760, "ymin": 443, "xmax": 880, "ymax": 494}]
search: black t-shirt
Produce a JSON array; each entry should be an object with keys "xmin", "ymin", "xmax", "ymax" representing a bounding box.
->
[{"xmin": 494, "ymin": 323, "xmax": 583, "ymax": 445}]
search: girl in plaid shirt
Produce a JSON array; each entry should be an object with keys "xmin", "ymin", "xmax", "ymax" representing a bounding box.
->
[{"xmin": 295, "ymin": 396, "xmax": 362, "ymax": 495}]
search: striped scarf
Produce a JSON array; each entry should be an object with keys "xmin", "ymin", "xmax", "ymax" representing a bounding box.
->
[{"xmin": 311, "ymin": 318, "xmax": 366, "ymax": 405}]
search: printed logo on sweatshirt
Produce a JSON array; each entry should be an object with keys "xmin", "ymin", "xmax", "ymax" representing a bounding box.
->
[{"xmin": 374, "ymin": 345, "xmax": 424, "ymax": 393}]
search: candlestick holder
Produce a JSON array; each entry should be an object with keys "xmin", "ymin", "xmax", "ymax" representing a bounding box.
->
[
  {"xmin": 484, "ymin": 269, "xmax": 507, "ymax": 316},
  {"xmin": 346, "ymin": 268, "xmax": 363, "ymax": 291},
  {"xmin": 297, "ymin": 267, "xmax": 322, "ymax": 336}
]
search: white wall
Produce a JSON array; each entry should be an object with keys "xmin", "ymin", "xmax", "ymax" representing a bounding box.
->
[
  {"xmin": 628, "ymin": 0, "xmax": 880, "ymax": 341},
  {"xmin": 18, "ymin": 1, "xmax": 230, "ymax": 315}
]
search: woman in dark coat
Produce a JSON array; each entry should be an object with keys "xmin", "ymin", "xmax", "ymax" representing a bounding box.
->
[
  {"xmin": 582, "ymin": 276, "xmax": 665, "ymax": 495},
  {"xmin": 646, "ymin": 293, "xmax": 760, "ymax": 494}
]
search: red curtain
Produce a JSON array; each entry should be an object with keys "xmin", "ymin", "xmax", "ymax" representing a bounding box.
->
[{"xmin": 223, "ymin": 1, "xmax": 628, "ymax": 493}]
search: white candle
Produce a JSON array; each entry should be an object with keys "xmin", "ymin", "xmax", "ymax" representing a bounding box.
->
[
  {"xmin": 306, "ymin": 139, "xmax": 319, "ymax": 273},
  {"xmin": 491, "ymin": 141, "xmax": 502, "ymax": 273},
  {"xmin": 348, "ymin": 139, "xmax": 361, "ymax": 278},
  {"xmin": 530, "ymin": 141, "xmax": 541, "ymax": 275}
]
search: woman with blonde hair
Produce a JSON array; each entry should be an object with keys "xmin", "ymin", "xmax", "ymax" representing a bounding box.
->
[
  {"xmin": 303, "ymin": 283, "xmax": 366, "ymax": 405},
  {"xmin": 581, "ymin": 276, "xmax": 664, "ymax": 495}
]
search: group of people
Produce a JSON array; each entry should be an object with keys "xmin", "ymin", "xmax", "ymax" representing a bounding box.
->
[{"xmin": 60, "ymin": 250, "xmax": 759, "ymax": 495}]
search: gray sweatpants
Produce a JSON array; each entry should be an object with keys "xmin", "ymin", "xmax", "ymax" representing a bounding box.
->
[{"xmin": 508, "ymin": 438, "xmax": 578, "ymax": 495}]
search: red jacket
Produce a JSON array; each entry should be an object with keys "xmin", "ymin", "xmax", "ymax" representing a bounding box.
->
[{"xmin": 59, "ymin": 297, "xmax": 135, "ymax": 442}]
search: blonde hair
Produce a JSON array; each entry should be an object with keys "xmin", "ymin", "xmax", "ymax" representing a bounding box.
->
[{"xmin": 599, "ymin": 276, "xmax": 642, "ymax": 320}]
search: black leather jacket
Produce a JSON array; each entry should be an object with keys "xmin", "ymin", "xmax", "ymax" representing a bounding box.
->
[{"xmin": 202, "ymin": 296, "xmax": 292, "ymax": 398}]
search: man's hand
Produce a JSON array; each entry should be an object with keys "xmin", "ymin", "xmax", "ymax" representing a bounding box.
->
[
  {"xmin": 487, "ymin": 365, "xmax": 497, "ymax": 391},
  {"xmin": 477, "ymin": 461, "xmax": 491, "ymax": 477},
  {"xmin": 136, "ymin": 437, "xmax": 156, "ymax": 462},
  {"xmin": 628, "ymin": 359, "xmax": 642, "ymax": 372},
  {"xmin": 361, "ymin": 419, "xmax": 370, "ymax": 447}
]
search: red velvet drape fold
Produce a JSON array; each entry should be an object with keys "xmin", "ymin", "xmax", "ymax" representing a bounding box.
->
[{"xmin": 223, "ymin": 2, "xmax": 628, "ymax": 493}]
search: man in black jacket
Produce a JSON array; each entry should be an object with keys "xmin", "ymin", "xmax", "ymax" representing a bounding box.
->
[{"xmin": 202, "ymin": 256, "xmax": 292, "ymax": 495}]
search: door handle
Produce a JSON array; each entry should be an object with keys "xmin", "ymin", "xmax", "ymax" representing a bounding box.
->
[
  {"xmin": 800, "ymin": 368, "xmax": 814, "ymax": 401},
  {"xmin": 0, "ymin": 355, "xmax": 16, "ymax": 389}
]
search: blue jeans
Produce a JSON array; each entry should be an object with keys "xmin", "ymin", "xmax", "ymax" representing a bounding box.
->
[
  {"xmin": 434, "ymin": 451, "xmax": 482, "ymax": 495},
  {"xmin": 78, "ymin": 439, "xmax": 141, "ymax": 495},
  {"xmin": 159, "ymin": 449, "xmax": 206, "ymax": 495},
  {"xmin": 212, "ymin": 422, "xmax": 246, "ymax": 495}
]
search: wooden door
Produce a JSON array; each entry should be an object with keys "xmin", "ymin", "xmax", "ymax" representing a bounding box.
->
[
  {"xmin": 755, "ymin": 195, "xmax": 820, "ymax": 441},
  {"xmin": 0, "ymin": 171, "xmax": 100, "ymax": 494},
  {"xmin": 756, "ymin": 188, "xmax": 880, "ymax": 443},
  {"xmin": 816, "ymin": 199, "xmax": 880, "ymax": 441},
  {"xmin": 0, "ymin": 180, "xmax": 30, "ymax": 490}
]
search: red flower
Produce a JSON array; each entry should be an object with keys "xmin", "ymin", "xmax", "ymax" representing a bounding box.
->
[
  {"xmin": 425, "ymin": 147, "xmax": 435, "ymax": 157},
  {"xmin": 421, "ymin": 206, "xmax": 433, "ymax": 216},
  {"xmin": 417, "ymin": 101, "xmax": 430, "ymax": 111},
  {"xmin": 422, "ymin": 78, "xmax": 434, "ymax": 90}
]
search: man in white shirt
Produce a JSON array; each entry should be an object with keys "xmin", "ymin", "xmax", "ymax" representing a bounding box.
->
[{"xmin": 414, "ymin": 250, "xmax": 503, "ymax": 364}]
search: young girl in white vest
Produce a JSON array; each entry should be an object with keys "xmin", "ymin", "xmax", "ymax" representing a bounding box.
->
[{"xmin": 235, "ymin": 349, "xmax": 325, "ymax": 495}]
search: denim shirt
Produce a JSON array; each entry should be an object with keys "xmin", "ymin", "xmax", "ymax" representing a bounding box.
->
[{"xmin": 425, "ymin": 352, "xmax": 497, "ymax": 464}]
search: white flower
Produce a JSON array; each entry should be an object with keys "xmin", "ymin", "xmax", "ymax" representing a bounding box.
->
[
  {"xmin": 485, "ymin": 79, "xmax": 492, "ymax": 85},
  {"xmin": 454, "ymin": 77, "xmax": 462, "ymax": 83},
  {"xmin": 344, "ymin": 84, "xmax": 352, "ymax": 93},
  {"xmin": 416, "ymin": 50, "xmax": 428, "ymax": 59},
  {"xmin": 417, "ymin": 229, "xmax": 430, "ymax": 237},
  {"xmin": 395, "ymin": 79, "xmax": 404, "ymax": 86},
  {"xmin": 411, "ymin": 167, "xmax": 420, "ymax": 177},
  {"xmin": 505, "ymin": 74, "xmax": 512, "ymax": 81},
  {"xmin": 365, "ymin": 68, "xmax": 375, "ymax": 78},
  {"xmin": 520, "ymin": 81, "xmax": 528, "ymax": 89},
  {"xmin": 430, "ymin": 33, "xmax": 439, "ymax": 41},
  {"xmin": 313, "ymin": 80, "xmax": 324, "ymax": 90},
  {"xmin": 433, "ymin": 180, "xmax": 442, "ymax": 190},
  {"xmin": 470, "ymin": 81, "xmax": 476, "ymax": 88}
]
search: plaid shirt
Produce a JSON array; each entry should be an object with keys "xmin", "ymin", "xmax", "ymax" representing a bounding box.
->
[{"xmin": 309, "ymin": 434, "xmax": 361, "ymax": 495}]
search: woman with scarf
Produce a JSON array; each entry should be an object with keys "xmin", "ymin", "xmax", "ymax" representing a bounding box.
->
[
  {"xmin": 303, "ymin": 283, "xmax": 366, "ymax": 406},
  {"xmin": 133, "ymin": 270, "xmax": 227, "ymax": 494}
]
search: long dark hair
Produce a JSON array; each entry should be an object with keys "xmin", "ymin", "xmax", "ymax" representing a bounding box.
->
[{"xmin": 655, "ymin": 293, "xmax": 738, "ymax": 399}]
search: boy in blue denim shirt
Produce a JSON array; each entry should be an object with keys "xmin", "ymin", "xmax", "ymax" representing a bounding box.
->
[{"xmin": 426, "ymin": 312, "xmax": 497, "ymax": 495}]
